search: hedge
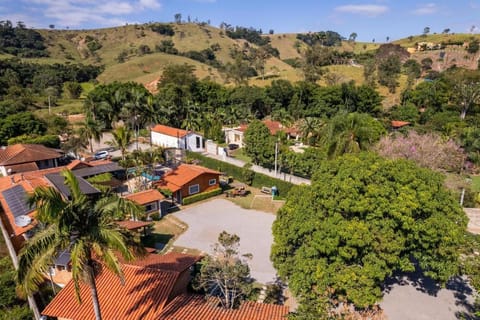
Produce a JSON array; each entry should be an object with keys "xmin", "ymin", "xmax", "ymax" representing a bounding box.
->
[
  {"xmin": 182, "ymin": 187, "xmax": 223, "ymax": 205},
  {"xmin": 187, "ymin": 152, "xmax": 294, "ymax": 197}
]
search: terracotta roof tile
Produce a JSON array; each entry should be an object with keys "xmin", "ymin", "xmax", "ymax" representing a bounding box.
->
[
  {"xmin": 124, "ymin": 189, "xmax": 165, "ymax": 205},
  {"xmin": 0, "ymin": 144, "xmax": 61, "ymax": 166},
  {"xmin": 151, "ymin": 125, "xmax": 189, "ymax": 138},
  {"xmin": 116, "ymin": 220, "xmax": 153, "ymax": 231},
  {"xmin": 159, "ymin": 294, "xmax": 289, "ymax": 320},
  {"xmin": 0, "ymin": 160, "xmax": 118, "ymax": 236},
  {"xmin": 122, "ymin": 252, "xmax": 201, "ymax": 273},
  {"xmin": 157, "ymin": 164, "xmax": 220, "ymax": 191},
  {"xmin": 5, "ymin": 162, "xmax": 39, "ymax": 174},
  {"xmin": 42, "ymin": 264, "xmax": 179, "ymax": 320},
  {"xmin": 391, "ymin": 120, "xmax": 411, "ymax": 128}
]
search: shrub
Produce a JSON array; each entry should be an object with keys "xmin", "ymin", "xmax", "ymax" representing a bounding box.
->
[
  {"xmin": 150, "ymin": 24, "xmax": 175, "ymax": 36},
  {"xmin": 8, "ymin": 134, "xmax": 60, "ymax": 148},
  {"xmin": 187, "ymin": 152, "xmax": 294, "ymax": 196},
  {"xmin": 182, "ymin": 187, "xmax": 222, "ymax": 205}
]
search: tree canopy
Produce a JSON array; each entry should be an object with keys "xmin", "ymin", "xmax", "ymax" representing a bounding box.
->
[{"xmin": 271, "ymin": 153, "xmax": 467, "ymax": 316}]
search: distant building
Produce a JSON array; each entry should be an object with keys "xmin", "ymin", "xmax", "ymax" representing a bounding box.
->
[
  {"xmin": 151, "ymin": 124, "xmax": 205, "ymax": 152},
  {"xmin": 0, "ymin": 144, "xmax": 63, "ymax": 176}
]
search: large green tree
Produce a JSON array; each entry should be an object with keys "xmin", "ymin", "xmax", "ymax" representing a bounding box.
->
[
  {"xmin": 271, "ymin": 153, "xmax": 467, "ymax": 317},
  {"xmin": 108, "ymin": 125, "xmax": 132, "ymax": 161},
  {"xmin": 17, "ymin": 170, "xmax": 144, "ymax": 320},
  {"xmin": 243, "ymin": 120, "xmax": 275, "ymax": 166}
]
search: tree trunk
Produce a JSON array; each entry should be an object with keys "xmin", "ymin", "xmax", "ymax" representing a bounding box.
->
[
  {"xmin": 90, "ymin": 138, "xmax": 94, "ymax": 153},
  {"xmin": 86, "ymin": 265, "xmax": 102, "ymax": 320}
]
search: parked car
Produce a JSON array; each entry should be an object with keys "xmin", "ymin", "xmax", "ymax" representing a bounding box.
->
[
  {"xmin": 94, "ymin": 150, "xmax": 109, "ymax": 160},
  {"xmin": 228, "ymin": 143, "xmax": 239, "ymax": 150}
]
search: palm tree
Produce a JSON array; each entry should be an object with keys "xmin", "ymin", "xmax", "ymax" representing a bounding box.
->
[
  {"xmin": 108, "ymin": 125, "xmax": 132, "ymax": 161},
  {"xmin": 79, "ymin": 115, "xmax": 103, "ymax": 153},
  {"xmin": 17, "ymin": 170, "xmax": 144, "ymax": 320},
  {"xmin": 321, "ymin": 113, "xmax": 385, "ymax": 158}
]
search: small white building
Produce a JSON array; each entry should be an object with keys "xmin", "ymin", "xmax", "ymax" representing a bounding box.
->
[{"xmin": 151, "ymin": 124, "xmax": 204, "ymax": 152}]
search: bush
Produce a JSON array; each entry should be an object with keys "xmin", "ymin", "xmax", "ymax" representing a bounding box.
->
[
  {"xmin": 150, "ymin": 24, "xmax": 175, "ymax": 36},
  {"xmin": 182, "ymin": 187, "xmax": 222, "ymax": 205},
  {"xmin": 187, "ymin": 152, "xmax": 294, "ymax": 196},
  {"xmin": 8, "ymin": 134, "xmax": 60, "ymax": 148}
]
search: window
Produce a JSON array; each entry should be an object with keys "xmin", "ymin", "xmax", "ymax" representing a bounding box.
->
[
  {"xmin": 189, "ymin": 184, "xmax": 200, "ymax": 195},
  {"xmin": 145, "ymin": 202, "xmax": 158, "ymax": 212},
  {"xmin": 208, "ymin": 178, "xmax": 216, "ymax": 186},
  {"xmin": 196, "ymin": 136, "xmax": 201, "ymax": 148}
]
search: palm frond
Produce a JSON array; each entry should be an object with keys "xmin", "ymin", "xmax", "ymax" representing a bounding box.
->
[
  {"xmin": 17, "ymin": 226, "xmax": 63, "ymax": 293},
  {"xmin": 70, "ymin": 240, "xmax": 87, "ymax": 304},
  {"xmin": 27, "ymin": 186, "xmax": 67, "ymax": 224}
]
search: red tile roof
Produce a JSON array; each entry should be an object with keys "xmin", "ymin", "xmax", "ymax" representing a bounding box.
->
[
  {"xmin": 159, "ymin": 294, "xmax": 289, "ymax": 320},
  {"xmin": 116, "ymin": 220, "xmax": 153, "ymax": 231},
  {"xmin": 391, "ymin": 120, "xmax": 411, "ymax": 128},
  {"xmin": 234, "ymin": 120, "xmax": 299, "ymax": 136},
  {"xmin": 156, "ymin": 164, "xmax": 220, "ymax": 191},
  {"xmin": 0, "ymin": 144, "xmax": 61, "ymax": 166},
  {"xmin": 5, "ymin": 162, "xmax": 39, "ymax": 174},
  {"xmin": 124, "ymin": 189, "xmax": 165, "ymax": 205},
  {"xmin": 0, "ymin": 160, "xmax": 118, "ymax": 237},
  {"xmin": 151, "ymin": 125, "xmax": 189, "ymax": 138},
  {"xmin": 42, "ymin": 264, "xmax": 179, "ymax": 320},
  {"xmin": 42, "ymin": 253, "xmax": 289, "ymax": 320},
  {"xmin": 123, "ymin": 252, "xmax": 202, "ymax": 273}
]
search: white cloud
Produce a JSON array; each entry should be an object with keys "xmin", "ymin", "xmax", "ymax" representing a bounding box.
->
[
  {"xmin": 335, "ymin": 4, "xmax": 388, "ymax": 17},
  {"xmin": 19, "ymin": 0, "xmax": 162, "ymax": 27},
  {"xmin": 139, "ymin": 0, "xmax": 161, "ymax": 9},
  {"xmin": 412, "ymin": 3, "xmax": 438, "ymax": 15}
]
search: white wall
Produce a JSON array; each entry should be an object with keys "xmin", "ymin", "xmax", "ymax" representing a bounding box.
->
[
  {"xmin": 151, "ymin": 132, "xmax": 181, "ymax": 149},
  {"xmin": 151, "ymin": 132, "xmax": 204, "ymax": 152}
]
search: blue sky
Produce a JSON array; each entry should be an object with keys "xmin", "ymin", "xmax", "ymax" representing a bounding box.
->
[{"xmin": 1, "ymin": 0, "xmax": 479, "ymax": 41}]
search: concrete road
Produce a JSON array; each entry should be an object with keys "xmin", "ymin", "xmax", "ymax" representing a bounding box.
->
[
  {"xmin": 172, "ymin": 199, "xmax": 278, "ymax": 284},
  {"xmin": 381, "ymin": 273, "xmax": 477, "ymax": 320},
  {"xmin": 91, "ymin": 132, "xmax": 151, "ymax": 158}
]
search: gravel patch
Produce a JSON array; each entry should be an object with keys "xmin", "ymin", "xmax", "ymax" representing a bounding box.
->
[{"xmin": 172, "ymin": 199, "xmax": 278, "ymax": 284}]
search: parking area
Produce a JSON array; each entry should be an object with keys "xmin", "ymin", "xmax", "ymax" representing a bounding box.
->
[{"xmin": 172, "ymin": 199, "xmax": 277, "ymax": 284}]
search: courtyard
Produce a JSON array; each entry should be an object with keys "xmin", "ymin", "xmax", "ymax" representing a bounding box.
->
[{"xmin": 172, "ymin": 199, "xmax": 278, "ymax": 284}]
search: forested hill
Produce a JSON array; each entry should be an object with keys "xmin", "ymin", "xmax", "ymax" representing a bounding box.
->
[{"xmin": 1, "ymin": 20, "xmax": 479, "ymax": 105}]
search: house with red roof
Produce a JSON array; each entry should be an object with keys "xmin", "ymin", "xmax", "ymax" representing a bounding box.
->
[
  {"xmin": 124, "ymin": 189, "xmax": 169, "ymax": 218},
  {"xmin": 151, "ymin": 124, "xmax": 205, "ymax": 152},
  {"xmin": 0, "ymin": 144, "xmax": 63, "ymax": 176},
  {"xmin": 41, "ymin": 252, "xmax": 289, "ymax": 320},
  {"xmin": 224, "ymin": 120, "xmax": 300, "ymax": 148},
  {"xmin": 155, "ymin": 164, "xmax": 220, "ymax": 204}
]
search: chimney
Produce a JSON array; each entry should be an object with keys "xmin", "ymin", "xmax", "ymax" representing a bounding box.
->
[{"xmin": 10, "ymin": 176, "xmax": 15, "ymax": 185}]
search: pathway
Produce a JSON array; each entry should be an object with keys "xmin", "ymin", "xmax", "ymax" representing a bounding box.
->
[{"xmin": 204, "ymin": 153, "xmax": 311, "ymax": 185}]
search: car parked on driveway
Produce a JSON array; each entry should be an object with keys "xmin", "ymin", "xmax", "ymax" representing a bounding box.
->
[{"xmin": 94, "ymin": 150, "xmax": 109, "ymax": 160}]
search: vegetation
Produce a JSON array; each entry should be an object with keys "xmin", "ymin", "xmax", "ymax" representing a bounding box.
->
[
  {"xmin": 182, "ymin": 188, "xmax": 222, "ymax": 205},
  {"xmin": 0, "ymin": 20, "xmax": 48, "ymax": 57},
  {"xmin": 17, "ymin": 170, "xmax": 145, "ymax": 320},
  {"xmin": 193, "ymin": 231, "xmax": 253, "ymax": 309},
  {"xmin": 272, "ymin": 153, "xmax": 467, "ymax": 316},
  {"xmin": 0, "ymin": 257, "xmax": 31, "ymax": 319}
]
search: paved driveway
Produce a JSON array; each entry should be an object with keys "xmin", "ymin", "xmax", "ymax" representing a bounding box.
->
[
  {"xmin": 172, "ymin": 199, "xmax": 277, "ymax": 284},
  {"xmin": 381, "ymin": 273, "xmax": 476, "ymax": 320}
]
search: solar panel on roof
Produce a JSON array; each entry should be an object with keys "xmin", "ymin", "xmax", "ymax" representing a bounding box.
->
[{"xmin": 1, "ymin": 185, "xmax": 34, "ymax": 218}]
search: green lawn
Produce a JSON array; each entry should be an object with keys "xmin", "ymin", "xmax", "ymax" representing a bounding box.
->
[
  {"xmin": 471, "ymin": 176, "xmax": 480, "ymax": 193},
  {"xmin": 230, "ymin": 148, "xmax": 252, "ymax": 163}
]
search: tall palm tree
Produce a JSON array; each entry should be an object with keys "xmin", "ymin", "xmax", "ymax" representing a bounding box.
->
[
  {"xmin": 17, "ymin": 170, "xmax": 144, "ymax": 320},
  {"xmin": 80, "ymin": 115, "xmax": 103, "ymax": 153},
  {"xmin": 321, "ymin": 112, "xmax": 385, "ymax": 158},
  {"xmin": 108, "ymin": 125, "xmax": 132, "ymax": 161}
]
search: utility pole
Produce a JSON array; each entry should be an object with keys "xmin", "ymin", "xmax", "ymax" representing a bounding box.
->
[{"xmin": 274, "ymin": 140, "xmax": 278, "ymax": 178}]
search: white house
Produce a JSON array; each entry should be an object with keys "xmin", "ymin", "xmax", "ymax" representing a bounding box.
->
[{"xmin": 151, "ymin": 124, "xmax": 205, "ymax": 152}]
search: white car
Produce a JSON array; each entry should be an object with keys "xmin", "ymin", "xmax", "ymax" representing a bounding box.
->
[{"xmin": 94, "ymin": 150, "xmax": 109, "ymax": 160}]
